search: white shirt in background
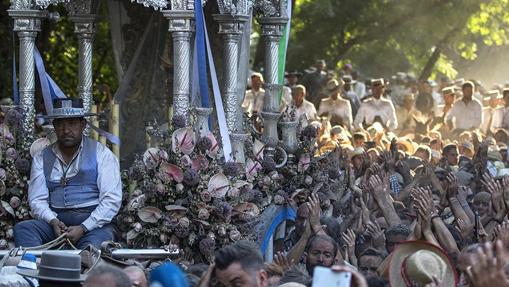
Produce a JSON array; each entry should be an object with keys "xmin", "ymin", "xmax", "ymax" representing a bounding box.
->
[
  {"xmin": 318, "ymin": 97, "xmax": 353, "ymax": 129},
  {"xmin": 491, "ymin": 106, "xmax": 509, "ymax": 133},
  {"xmin": 445, "ymin": 99, "xmax": 483, "ymax": 130},
  {"xmin": 242, "ymin": 89, "xmax": 265, "ymax": 114},
  {"xmin": 295, "ymin": 99, "xmax": 317, "ymax": 122},
  {"xmin": 354, "ymin": 98, "xmax": 398, "ymax": 130}
]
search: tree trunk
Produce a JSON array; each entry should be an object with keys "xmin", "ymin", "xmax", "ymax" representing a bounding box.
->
[{"xmin": 419, "ymin": 45, "xmax": 442, "ymax": 81}]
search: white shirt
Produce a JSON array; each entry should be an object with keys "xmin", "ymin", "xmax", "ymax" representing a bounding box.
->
[
  {"xmin": 318, "ymin": 97, "xmax": 353, "ymax": 129},
  {"xmin": 281, "ymin": 86, "xmax": 293, "ymax": 109},
  {"xmin": 482, "ymin": 107, "xmax": 496, "ymax": 134},
  {"xmin": 445, "ymin": 98, "xmax": 483, "ymax": 130},
  {"xmin": 353, "ymin": 81, "xmax": 366, "ymax": 100},
  {"xmin": 242, "ymin": 88, "xmax": 265, "ymax": 115},
  {"xmin": 354, "ymin": 98, "xmax": 398, "ymax": 130},
  {"xmin": 491, "ymin": 106, "xmax": 509, "ymax": 133},
  {"xmin": 295, "ymin": 99, "xmax": 317, "ymax": 122},
  {"xmin": 29, "ymin": 138, "xmax": 122, "ymax": 231}
]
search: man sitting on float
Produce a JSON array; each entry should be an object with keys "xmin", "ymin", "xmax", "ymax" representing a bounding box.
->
[{"xmin": 14, "ymin": 98, "xmax": 121, "ymax": 249}]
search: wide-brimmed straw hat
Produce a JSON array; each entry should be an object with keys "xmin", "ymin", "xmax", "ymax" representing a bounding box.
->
[
  {"xmin": 389, "ymin": 241, "xmax": 457, "ymax": 287},
  {"xmin": 18, "ymin": 252, "xmax": 86, "ymax": 282},
  {"xmin": 39, "ymin": 98, "xmax": 98, "ymax": 119},
  {"xmin": 326, "ymin": 79, "xmax": 343, "ymax": 93}
]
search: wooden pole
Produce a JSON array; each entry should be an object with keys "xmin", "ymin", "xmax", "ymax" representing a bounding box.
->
[
  {"xmin": 110, "ymin": 103, "xmax": 120, "ymax": 157},
  {"xmin": 90, "ymin": 104, "xmax": 99, "ymax": 140}
]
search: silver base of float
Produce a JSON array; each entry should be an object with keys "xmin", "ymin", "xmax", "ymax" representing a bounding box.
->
[{"xmin": 0, "ymin": 248, "xmax": 179, "ymax": 260}]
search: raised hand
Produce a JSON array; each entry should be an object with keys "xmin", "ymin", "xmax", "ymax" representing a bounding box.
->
[
  {"xmin": 414, "ymin": 188, "xmax": 433, "ymax": 233},
  {"xmin": 502, "ymin": 176, "xmax": 509, "ymax": 211},
  {"xmin": 482, "ymin": 173, "xmax": 506, "ymax": 219},
  {"xmin": 455, "ymin": 218, "xmax": 474, "ymax": 241},
  {"xmin": 446, "ymin": 173, "xmax": 459, "ymax": 198},
  {"xmin": 274, "ymin": 251, "xmax": 294, "ymax": 271},
  {"xmin": 492, "ymin": 220, "xmax": 509, "ymax": 248},
  {"xmin": 365, "ymin": 221, "xmax": 385, "ymax": 250},
  {"xmin": 341, "ymin": 229, "xmax": 357, "ymax": 266},
  {"xmin": 465, "ymin": 241, "xmax": 509, "ymax": 287},
  {"xmin": 368, "ymin": 175, "xmax": 389, "ymax": 200},
  {"xmin": 306, "ymin": 193, "xmax": 323, "ymax": 234},
  {"xmin": 382, "ymin": 151, "xmax": 396, "ymax": 172}
]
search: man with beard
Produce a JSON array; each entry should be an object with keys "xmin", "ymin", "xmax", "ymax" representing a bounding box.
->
[
  {"xmin": 304, "ymin": 235, "xmax": 338, "ymax": 277},
  {"xmin": 215, "ymin": 241, "xmax": 269, "ymax": 287},
  {"xmin": 14, "ymin": 98, "xmax": 121, "ymax": 249}
]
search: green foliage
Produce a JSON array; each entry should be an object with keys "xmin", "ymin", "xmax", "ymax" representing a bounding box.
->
[
  {"xmin": 288, "ymin": 0, "xmax": 509, "ymax": 79},
  {"xmin": 43, "ymin": 5, "xmax": 117, "ymax": 103},
  {"xmin": 0, "ymin": 3, "xmax": 117, "ymax": 103}
]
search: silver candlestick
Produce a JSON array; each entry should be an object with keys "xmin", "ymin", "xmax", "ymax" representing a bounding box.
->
[
  {"xmin": 279, "ymin": 120, "xmax": 298, "ymax": 161},
  {"xmin": 193, "ymin": 107, "xmax": 213, "ymax": 138}
]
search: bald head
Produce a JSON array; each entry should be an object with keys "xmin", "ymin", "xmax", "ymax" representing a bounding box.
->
[
  {"xmin": 83, "ymin": 265, "xmax": 132, "ymax": 287},
  {"xmin": 124, "ymin": 266, "xmax": 147, "ymax": 287}
]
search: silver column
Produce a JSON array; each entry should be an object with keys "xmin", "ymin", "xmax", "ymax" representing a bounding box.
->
[
  {"xmin": 213, "ymin": 14, "xmax": 248, "ymax": 133},
  {"xmin": 8, "ymin": 4, "xmax": 46, "ymax": 150},
  {"xmin": 214, "ymin": 14, "xmax": 250, "ymax": 163},
  {"xmin": 259, "ymin": 16, "xmax": 288, "ymax": 146},
  {"xmin": 163, "ymin": 6, "xmax": 195, "ymax": 124},
  {"xmin": 69, "ymin": 14, "xmax": 97, "ymax": 113}
]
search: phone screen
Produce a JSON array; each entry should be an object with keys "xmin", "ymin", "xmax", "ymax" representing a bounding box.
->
[{"xmin": 312, "ymin": 266, "xmax": 352, "ymax": 287}]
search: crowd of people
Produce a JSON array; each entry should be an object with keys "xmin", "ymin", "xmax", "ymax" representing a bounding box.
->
[
  {"xmin": 2, "ymin": 58, "xmax": 509, "ymax": 287},
  {"xmin": 236, "ymin": 60, "xmax": 509, "ymax": 286}
]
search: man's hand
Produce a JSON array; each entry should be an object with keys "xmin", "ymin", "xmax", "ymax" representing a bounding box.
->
[
  {"xmin": 446, "ymin": 173, "xmax": 459, "ymax": 199},
  {"xmin": 306, "ymin": 193, "xmax": 323, "ymax": 234},
  {"xmin": 466, "ymin": 241, "xmax": 509, "ymax": 287},
  {"xmin": 274, "ymin": 251, "xmax": 295, "ymax": 271},
  {"xmin": 66, "ymin": 225, "xmax": 85, "ymax": 243},
  {"xmin": 49, "ymin": 218, "xmax": 67, "ymax": 237},
  {"xmin": 366, "ymin": 221, "xmax": 385, "ymax": 250},
  {"xmin": 492, "ymin": 220, "xmax": 509, "ymax": 248},
  {"xmin": 341, "ymin": 229, "xmax": 357, "ymax": 266},
  {"xmin": 501, "ymin": 176, "xmax": 509, "ymax": 211},
  {"xmin": 368, "ymin": 175, "xmax": 389, "ymax": 201},
  {"xmin": 482, "ymin": 173, "xmax": 506, "ymax": 219}
]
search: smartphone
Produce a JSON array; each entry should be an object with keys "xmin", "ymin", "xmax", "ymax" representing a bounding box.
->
[{"xmin": 312, "ymin": 266, "xmax": 352, "ymax": 287}]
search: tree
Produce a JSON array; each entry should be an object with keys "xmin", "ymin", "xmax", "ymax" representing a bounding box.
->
[{"xmin": 287, "ymin": 0, "xmax": 509, "ymax": 80}]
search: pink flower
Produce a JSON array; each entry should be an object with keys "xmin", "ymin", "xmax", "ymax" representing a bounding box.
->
[
  {"xmin": 172, "ymin": 128, "xmax": 195, "ymax": 155},
  {"xmin": 207, "ymin": 173, "xmax": 230, "ymax": 198},
  {"xmin": 159, "ymin": 162, "xmax": 184, "ymax": 183},
  {"xmin": 246, "ymin": 159, "xmax": 262, "ymax": 180},
  {"xmin": 206, "ymin": 133, "xmax": 219, "ymax": 157}
]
